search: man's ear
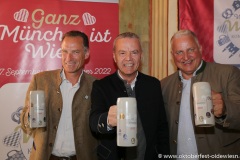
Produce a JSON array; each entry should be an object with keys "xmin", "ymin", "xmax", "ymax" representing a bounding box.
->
[
  {"xmin": 113, "ymin": 53, "xmax": 116, "ymax": 63},
  {"xmin": 85, "ymin": 51, "xmax": 90, "ymax": 59},
  {"xmin": 199, "ymin": 45, "xmax": 203, "ymax": 54}
]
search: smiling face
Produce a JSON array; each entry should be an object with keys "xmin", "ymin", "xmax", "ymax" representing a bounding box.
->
[
  {"xmin": 61, "ymin": 36, "xmax": 89, "ymax": 77},
  {"xmin": 171, "ymin": 34, "xmax": 202, "ymax": 80},
  {"xmin": 113, "ymin": 37, "xmax": 142, "ymax": 83}
]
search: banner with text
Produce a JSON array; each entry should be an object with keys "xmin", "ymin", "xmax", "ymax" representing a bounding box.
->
[
  {"xmin": 0, "ymin": 0, "xmax": 118, "ymax": 159},
  {"xmin": 179, "ymin": 0, "xmax": 240, "ymax": 67}
]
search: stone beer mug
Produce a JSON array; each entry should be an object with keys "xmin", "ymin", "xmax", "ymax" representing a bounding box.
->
[
  {"xmin": 117, "ymin": 97, "xmax": 137, "ymax": 146},
  {"xmin": 192, "ymin": 82, "xmax": 215, "ymax": 127},
  {"xmin": 29, "ymin": 90, "xmax": 46, "ymax": 128}
]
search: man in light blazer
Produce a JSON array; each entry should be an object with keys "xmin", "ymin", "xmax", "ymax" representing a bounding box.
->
[{"xmin": 21, "ymin": 30, "xmax": 98, "ymax": 160}]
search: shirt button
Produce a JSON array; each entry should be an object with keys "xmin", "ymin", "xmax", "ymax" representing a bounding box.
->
[
  {"xmin": 173, "ymin": 140, "xmax": 177, "ymax": 144},
  {"xmin": 175, "ymin": 120, "xmax": 179, "ymax": 124},
  {"xmin": 54, "ymin": 126, "xmax": 58, "ymax": 130},
  {"xmin": 58, "ymin": 108, "xmax": 62, "ymax": 112},
  {"xmin": 176, "ymin": 101, "xmax": 180, "ymax": 105}
]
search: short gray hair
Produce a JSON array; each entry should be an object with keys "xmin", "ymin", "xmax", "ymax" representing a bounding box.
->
[
  {"xmin": 113, "ymin": 32, "xmax": 142, "ymax": 52},
  {"xmin": 170, "ymin": 29, "xmax": 200, "ymax": 50}
]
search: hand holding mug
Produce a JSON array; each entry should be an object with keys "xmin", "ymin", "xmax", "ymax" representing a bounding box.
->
[
  {"xmin": 107, "ymin": 105, "xmax": 117, "ymax": 127},
  {"xmin": 211, "ymin": 91, "xmax": 226, "ymax": 118}
]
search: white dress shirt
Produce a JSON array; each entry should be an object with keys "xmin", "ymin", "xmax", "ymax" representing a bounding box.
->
[
  {"xmin": 52, "ymin": 70, "xmax": 82, "ymax": 157},
  {"xmin": 177, "ymin": 77, "xmax": 198, "ymax": 159},
  {"xmin": 177, "ymin": 61, "xmax": 203, "ymax": 160}
]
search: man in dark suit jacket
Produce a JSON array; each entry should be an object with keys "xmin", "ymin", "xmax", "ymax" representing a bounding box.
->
[{"xmin": 89, "ymin": 32, "xmax": 169, "ymax": 160}]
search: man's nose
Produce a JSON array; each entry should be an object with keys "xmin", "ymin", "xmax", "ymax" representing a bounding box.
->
[
  {"xmin": 182, "ymin": 52, "xmax": 189, "ymax": 60},
  {"xmin": 125, "ymin": 52, "xmax": 132, "ymax": 60}
]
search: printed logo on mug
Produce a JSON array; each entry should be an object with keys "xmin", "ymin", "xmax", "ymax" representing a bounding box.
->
[
  {"xmin": 192, "ymin": 82, "xmax": 215, "ymax": 127},
  {"xmin": 117, "ymin": 97, "xmax": 137, "ymax": 147},
  {"xmin": 30, "ymin": 90, "xmax": 46, "ymax": 128}
]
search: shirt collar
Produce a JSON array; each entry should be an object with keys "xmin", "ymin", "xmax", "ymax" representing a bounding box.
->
[
  {"xmin": 117, "ymin": 70, "xmax": 138, "ymax": 88},
  {"xmin": 61, "ymin": 69, "xmax": 83, "ymax": 85}
]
